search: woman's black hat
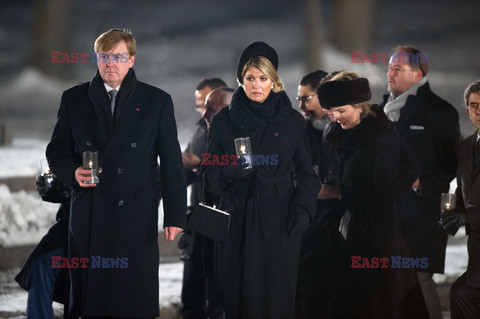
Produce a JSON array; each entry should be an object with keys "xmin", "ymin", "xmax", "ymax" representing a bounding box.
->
[
  {"xmin": 317, "ymin": 78, "xmax": 371, "ymax": 109},
  {"xmin": 237, "ymin": 41, "xmax": 278, "ymax": 82}
]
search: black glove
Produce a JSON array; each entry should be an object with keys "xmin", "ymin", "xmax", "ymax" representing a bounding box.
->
[
  {"xmin": 440, "ymin": 208, "xmax": 468, "ymax": 236},
  {"xmin": 222, "ymin": 161, "xmax": 252, "ymax": 181},
  {"xmin": 287, "ymin": 210, "xmax": 310, "ymax": 237},
  {"xmin": 36, "ymin": 175, "xmax": 71, "ymax": 204}
]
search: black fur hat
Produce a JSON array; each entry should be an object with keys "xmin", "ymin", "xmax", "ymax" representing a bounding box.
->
[
  {"xmin": 317, "ymin": 78, "xmax": 371, "ymax": 109},
  {"xmin": 237, "ymin": 42, "xmax": 278, "ymax": 83}
]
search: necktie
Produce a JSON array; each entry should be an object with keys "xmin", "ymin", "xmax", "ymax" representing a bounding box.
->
[{"xmin": 109, "ymin": 90, "xmax": 118, "ymax": 115}]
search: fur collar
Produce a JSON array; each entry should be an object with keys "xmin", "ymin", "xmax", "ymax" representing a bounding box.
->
[{"xmin": 326, "ymin": 105, "xmax": 390, "ymax": 150}]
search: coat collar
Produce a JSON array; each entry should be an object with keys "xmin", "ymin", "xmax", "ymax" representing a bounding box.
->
[
  {"xmin": 381, "ymin": 81, "xmax": 432, "ymax": 135},
  {"xmin": 228, "ymin": 86, "xmax": 293, "ymax": 132},
  {"xmin": 87, "ymin": 68, "xmax": 138, "ymax": 125}
]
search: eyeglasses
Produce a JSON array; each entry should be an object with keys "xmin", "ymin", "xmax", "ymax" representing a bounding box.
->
[
  {"xmin": 386, "ymin": 66, "xmax": 417, "ymax": 75},
  {"xmin": 296, "ymin": 94, "xmax": 316, "ymax": 103},
  {"xmin": 468, "ymin": 103, "xmax": 479, "ymax": 111}
]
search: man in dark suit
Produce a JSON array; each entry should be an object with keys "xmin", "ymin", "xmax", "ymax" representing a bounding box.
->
[
  {"xmin": 379, "ymin": 45, "xmax": 460, "ymax": 319},
  {"xmin": 179, "ymin": 81, "xmax": 229, "ymax": 319},
  {"xmin": 441, "ymin": 80, "xmax": 480, "ymax": 319},
  {"xmin": 46, "ymin": 28, "xmax": 187, "ymax": 318}
]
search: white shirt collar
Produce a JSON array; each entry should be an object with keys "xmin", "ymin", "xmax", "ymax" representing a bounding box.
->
[{"xmin": 104, "ymin": 83, "xmax": 121, "ymax": 92}]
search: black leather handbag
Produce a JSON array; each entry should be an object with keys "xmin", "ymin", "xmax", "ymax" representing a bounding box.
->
[{"xmin": 188, "ymin": 201, "xmax": 233, "ymax": 241}]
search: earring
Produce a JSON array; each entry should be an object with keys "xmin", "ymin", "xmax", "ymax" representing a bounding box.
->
[{"xmin": 360, "ymin": 110, "xmax": 363, "ymax": 113}]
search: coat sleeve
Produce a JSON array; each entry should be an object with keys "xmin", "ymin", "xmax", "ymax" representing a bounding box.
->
[
  {"xmin": 46, "ymin": 92, "xmax": 82, "ymax": 190},
  {"xmin": 202, "ymin": 114, "xmax": 237, "ymax": 196},
  {"xmin": 156, "ymin": 94, "xmax": 187, "ymax": 229},
  {"xmin": 420, "ymin": 104, "xmax": 460, "ymax": 197},
  {"xmin": 290, "ymin": 118, "xmax": 321, "ymax": 222}
]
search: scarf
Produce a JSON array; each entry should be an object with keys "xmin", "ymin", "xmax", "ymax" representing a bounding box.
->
[
  {"xmin": 384, "ymin": 76, "xmax": 428, "ymax": 122},
  {"xmin": 228, "ymin": 86, "xmax": 293, "ymax": 132}
]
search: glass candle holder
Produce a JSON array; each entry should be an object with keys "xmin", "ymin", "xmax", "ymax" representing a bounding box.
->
[
  {"xmin": 82, "ymin": 151, "xmax": 99, "ymax": 184},
  {"xmin": 441, "ymin": 193, "xmax": 456, "ymax": 212},
  {"xmin": 234, "ymin": 137, "xmax": 253, "ymax": 169},
  {"xmin": 40, "ymin": 159, "xmax": 54, "ymax": 188}
]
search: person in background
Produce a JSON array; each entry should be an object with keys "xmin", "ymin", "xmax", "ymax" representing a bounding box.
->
[
  {"xmin": 179, "ymin": 77, "xmax": 226, "ymax": 319},
  {"xmin": 379, "ymin": 45, "xmax": 460, "ymax": 319},
  {"xmin": 441, "ymin": 80, "xmax": 480, "ymax": 319},
  {"xmin": 203, "ymin": 87, "xmax": 234, "ymax": 131},
  {"xmin": 317, "ymin": 71, "xmax": 427, "ymax": 318},
  {"xmin": 203, "ymin": 41, "xmax": 320, "ymax": 319},
  {"xmin": 15, "ymin": 175, "xmax": 70, "ymax": 319},
  {"xmin": 46, "ymin": 28, "xmax": 186, "ymax": 318},
  {"xmin": 295, "ymin": 70, "xmax": 344, "ymax": 318}
]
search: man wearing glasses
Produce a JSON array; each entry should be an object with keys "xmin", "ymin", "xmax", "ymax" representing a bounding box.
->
[
  {"xmin": 441, "ymin": 81, "xmax": 480, "ymax": 319},
  {"xmin": 295, "ymin": 70, "xmax": 344, "ymax": 318},
  {"xmin": 380, "ymin": 45, "xmax": 460, "ymax": 319}
]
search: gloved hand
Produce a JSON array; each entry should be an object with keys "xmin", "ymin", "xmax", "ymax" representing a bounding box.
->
[
  {"xmin": 440, "ymin": 208, "xmax": 468, "ymax": 236},
  {"xmin": 222, "ymin": 160, "xmax": 252, "ymax": 181},
  {"xmin": 287, "ymin": 210, "xmax": 310, "ymax": 237},
  {"xmin": 35, "ymin": 175, "xmax": 48, "ymax": 198}
]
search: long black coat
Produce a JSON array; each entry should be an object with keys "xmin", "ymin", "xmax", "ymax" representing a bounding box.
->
[
  {"xmin": 326, "ymin": 107, "xmax": 428, "ymax": 318},
  {"xmin": 46, "ymin": 69, "xmax": 187, "ymax": 318},
  {"xmin": 203, "ymin": 88, "xmax": 320, "ymax": 319},
  {"xmin": 455, "ymin": 132, "xmax": 480, "ymax": 288},
  {"xmin": 380, "ymin": 81, "xmax": 460, "ymax": 273}
]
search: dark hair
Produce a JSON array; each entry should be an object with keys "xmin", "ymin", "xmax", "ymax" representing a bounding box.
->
[
  {"xmin": 196, "ymin": 78, "xmax": 227, "ymax": 91},
  {"xmin": 464, "ymin": 80, "xmax": 480, "ymax": 106},
  {"xmin": 300, "ymin": 70, "xmax": 328, "ymax": 90}
]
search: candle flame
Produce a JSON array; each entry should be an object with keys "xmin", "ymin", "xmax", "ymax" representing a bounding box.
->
[
  {"xmin": 89, "ymin": 160, "xmax": 93, "ymax": 168},
  {"xmin": 240, "ymin": 145, "xmax": 246, "ymax": 153}
]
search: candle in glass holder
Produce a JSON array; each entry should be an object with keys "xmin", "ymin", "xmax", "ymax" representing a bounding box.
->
[
  {"xmin": 234, "ymin": 137, "xmax": 253, "ymax": 169},
  {"xmin": 40, "ymin": 159, "xmax": 54, "ymax": 188},
  {"xmin": 82, "ymin": 151, "xmax": 99, "ymax": 184}
]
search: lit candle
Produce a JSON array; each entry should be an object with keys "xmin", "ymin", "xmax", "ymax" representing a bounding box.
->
[
  {"xmin": 240, "ymin": 145, "xmax": 246, "ymax": 154},
  {"xmin": 89, "ymin": 160, "xmax": 93, "ymax": 169}
]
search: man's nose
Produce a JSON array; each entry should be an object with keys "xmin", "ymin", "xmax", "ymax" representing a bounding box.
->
[{"xmin": 299, "ymin": 101, "xmax": 307, "ymax": 110}]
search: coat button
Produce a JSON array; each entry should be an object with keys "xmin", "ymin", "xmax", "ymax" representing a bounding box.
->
[
  {"xmin": 86, "ymin": 141, "xmax": 92, "ymax": 146},
  {"xmin": 131, "ymin": 142, "xmax": 137, "ymax": 148},
  {"xmin": 118, "ymin": 200, "xmax": 124, "ymax": 206},
  {"xmin": 117, "ymin": 168, "xmax": 124, "ymax": 174}
]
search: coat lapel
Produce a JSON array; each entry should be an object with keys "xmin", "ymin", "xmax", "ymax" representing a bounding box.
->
[{"xmin": 99, "ymin": 85, "xmax": 146, "ymax": 167}]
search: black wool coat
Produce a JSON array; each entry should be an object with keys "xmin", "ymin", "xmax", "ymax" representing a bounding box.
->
[
  {"xmin": 326, "ymin": 106, "xmax": 428, "ymax": 318},
  {"xmin": 380, "ymin": 81, "xmax": 460, "ymax": 273},
  {"xmin": 455, "ymin": 132, "xmax": 480, "ymax": 288},
  {"xmin": 203, "ymin": 87, "xmax": 320, "ymax": 319},
  {"xmin": 46, "ymin": 69, "xmax": 187, "ymax": 318}
]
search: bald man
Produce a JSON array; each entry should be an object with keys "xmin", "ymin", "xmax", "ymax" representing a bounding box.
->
[{"xmin": 203, "ymin": 88, "xmax": 234, "ymax": 131}]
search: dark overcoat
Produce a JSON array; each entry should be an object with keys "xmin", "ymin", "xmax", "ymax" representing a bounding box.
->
[
  {"xmin": 455, "ymin": 132, "xmax": 480, "ymax": 288},
  {"xmin": 326, "ymin": 107, "xmax": 428, "ymax": 318},
  {"xmin": 46, "ymin": 69, "xmax": 187, "ymax": 318},
  {"xmin": 380, "ymin": 81, "xmax": 460, "ymax": 273},
  {"xmin": 203, "ymin": 87, "xmax": 320, "ymax": 319}
]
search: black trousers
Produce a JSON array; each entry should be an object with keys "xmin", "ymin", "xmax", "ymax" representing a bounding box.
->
[{"xmin": 450, "ymin": 272, "xmax": 480, "ymax": 319}]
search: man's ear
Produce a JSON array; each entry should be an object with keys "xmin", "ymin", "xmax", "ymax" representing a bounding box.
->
[{"xmin": 129, "ymin": 55, "xmax": 135, "ymax": 68}]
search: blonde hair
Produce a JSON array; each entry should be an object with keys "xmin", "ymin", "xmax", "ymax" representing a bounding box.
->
[
  {"xmin": 327, "ymin": 70, "xmax": 373, "ymax": 119},
  {"xmin": 94, "ymin": 28, "xmax": 136, "ymax": 57},
  {"xmin": 239, "ymin": 56, "xmax": 284, "ymax": 92}
]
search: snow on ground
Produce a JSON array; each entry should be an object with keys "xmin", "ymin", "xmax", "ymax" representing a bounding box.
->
[
  {"xmin": 0, "ymin": 184, "xmax": 58, "ymax": 247},
  {"xmin": 0, "ymin": 138, "xmax": 48, "ymax": 178}
]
